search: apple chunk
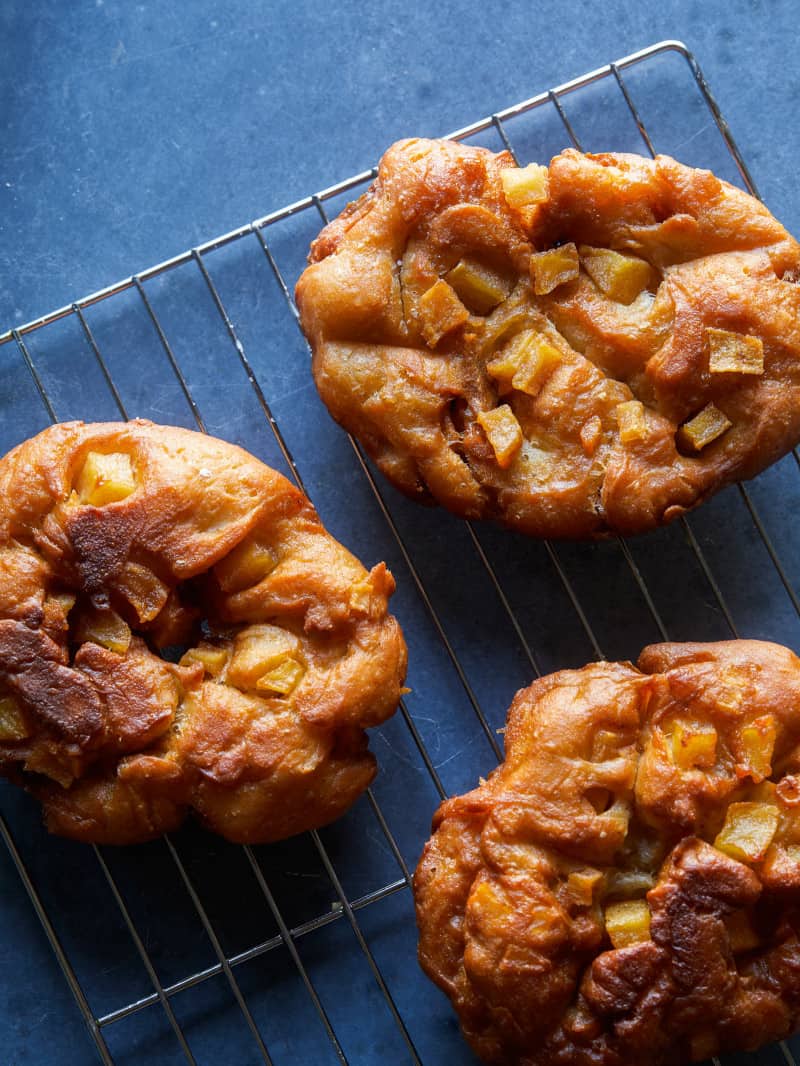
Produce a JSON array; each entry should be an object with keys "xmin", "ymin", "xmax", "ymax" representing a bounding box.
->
[
  {"xmin": 75, "ymin": 451, "xmax": 136, "ymax": 506},
  {"xmin": 477, "ymin": 406, "xmax": 524, "ymax": 468},
  {"xmin": 500, "ymin": 164, "xmax": 549, "ymax": 208},
  {"xmin": 715, "ymin": 802, "xmax": 779, "ymax": 863},
  {"xmin": 579, "ymin": 246, "xmax": 655, "ymax": 304},
  {"xmin": 605, "ymin": 900, "xmax": 651, "ymax": 948},
  {"xmin": 677, "ymin": 404, "xmax": 732, "ymax": 453}
]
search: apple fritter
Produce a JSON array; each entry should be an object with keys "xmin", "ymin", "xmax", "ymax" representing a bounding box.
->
[
  {"xmin": 0, "ymin": 420, "xmax": 407, "ymax": 844},
  {"xmin": 415, "ymin": 640, "xmax": 800, "ymax": 1064},
  {"xmin": 297, "ymin": 139, "xmax": 800, "ymax": 537}
]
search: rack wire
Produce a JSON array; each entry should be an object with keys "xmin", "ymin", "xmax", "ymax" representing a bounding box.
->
[{"xmin": 2, "ymin": 39, "xmax": 800, "ymax": 1066}]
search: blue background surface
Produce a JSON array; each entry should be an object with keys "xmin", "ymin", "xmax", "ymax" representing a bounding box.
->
[
  {"xmin": 2, "ymin": 3, "xmax": 800, "ymax": 1066},
  {"xmin": 2, "ymin": 0, "xmax": 800, "ymax": 327}
]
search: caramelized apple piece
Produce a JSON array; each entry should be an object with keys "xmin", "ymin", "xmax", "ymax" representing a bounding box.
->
[
  {"xmin": 530, "ymin": 243, "xmax": 580, "ymax": 295},
  {"xmin": 486, "ymin": 331, "xmax": 530, "ymax": 393},
  {"xmin": 75, "ymin": 451, "xmax": 136, "ymax": 506},
  {"xmin": 256, "ymin": 658, "xmax": 306, "ymax": 696},
  {"xmin": 739, "ymin": 714, "xmax": 777, "ymax": 781},
  {"xmin": 615, "ymin": 400, "xmax": 648, "ymax": 444},
  {"xmin": 677, "ymin": 404, "xmax": 732, "ymax": 453},
  {"xmin": 715, "ymin": 802, "xmax": 779, "ymax": 863},
  {"xmin": 579, "ymin": 246, "xmax": 655, "ymax": 304},
  {"xmin": 477, "ymin": 303, "xmax": 541, "ymax": 359},
  {"xmin": 672, "ymin": 720, "xmax": 717, "ymax": 770},
  {"xmin": 762, "ymin": 842, "xmax": 800, "ymax": 887},
  {"xmin": 418, "ymin": 279, "xmax": 470, "ymax": 346},
  {"xmin": 487, "ymin": 330, "xmax": 561, "ymax": 397},
  {"xmin": 117, "ymin": 562, "xmax": 170, "ymax": 623},
  {"xmin": 0, "ymin": 693, "xmax": 29, "ymax": 741},
  {"xmin": 73, "ymin": 606, "xmax": 132, "ymax": 654},
  {"xmin": 566, "ymin": 869, "xmax": 602, "ymax": 906},
  {"xmin": 180, "ymin": 644, "xmax": 230, "ymax": 678},
  {"xmin": 500, "ymin": 164, "xmax": 549, "ymax": 208},
  {"xmin": 227, "ymin": 624, "xmax": 302, "ymax": 690},
  {"xmin": 604, "ymin": 900, "xmax": 651, "ymax": 948},
  {"xmin": 511, "ymin": 337, "xmax": 562, "ymax": 397},
  {"xmin": 707, "ymin": 327, "xmax": 764, "ymax": 375},
  {"xmin": 715, "ymin": 665, "xmax": 749, "ymax": 715},
  {"xmin": 215, "ymin": 539, "xmax": 278, "ymax": 594},
  {"xmin": 446, "ymin": 259, "xmax": 512, "ymax": 315},
  {"xmin": 477, "ymin": 406, "xmax": 523, "ymax": 468}
]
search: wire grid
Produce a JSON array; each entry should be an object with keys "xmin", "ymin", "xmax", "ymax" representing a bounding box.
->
[{"xmin": 1, "ymin": 38, "xmax": 800, "ymax": 1066}]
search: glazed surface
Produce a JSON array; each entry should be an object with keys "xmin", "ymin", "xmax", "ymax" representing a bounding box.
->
[
  {"xmin": 297, "ymin": 139, "xmax": 800, "ymax": 537},
  {"xmin": 0, "ymin": 421, "xmax": 407, "ymax": 844},
  {"xmin": 415, "ymin": 640, "xmax": 800, "ymax": 1064}
]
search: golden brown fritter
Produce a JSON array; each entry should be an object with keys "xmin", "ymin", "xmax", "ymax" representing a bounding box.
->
[
  {"xmin": 296, "ymin": 139, "xmax": 800, "ymax": 537},
  {"xmin": 0, "ymin": 420, "xmax": 407, "ymax": 844},
  {"xmin": 414, "ymin": 640, "xmax": 800, "ymax": 1065}
]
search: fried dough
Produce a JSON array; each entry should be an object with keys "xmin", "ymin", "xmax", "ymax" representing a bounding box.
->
[
  {"xmin": 415, "ymin": 640, "xmax": 800, "ymax": 1063},
  {"xmin": 297, "ymin": 140, "xmax": 800, "ymax": 537},
  {"xmin": 0, "ymin": 421, "xmax": 407, "ymax": 844}
]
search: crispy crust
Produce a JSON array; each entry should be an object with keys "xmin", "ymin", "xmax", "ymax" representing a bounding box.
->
[
  {"xmin": 414, "ymin": 640, "xmax": 800, "ymax": 1064},
  {"xmin": 0, "ymin": 421, "xmax": 407, "ymax": 844},
  {"xmin": 296, "ymin": 139, "xmax": 800, "ymax": 537}
]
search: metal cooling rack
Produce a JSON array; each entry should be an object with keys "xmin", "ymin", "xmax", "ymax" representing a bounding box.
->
[{"xmin": 2, "ymin": 39, "xmax": 799, "ymax": 1066}]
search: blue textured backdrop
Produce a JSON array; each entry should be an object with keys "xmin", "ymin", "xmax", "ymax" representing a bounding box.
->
[
  {"xmin": 2, "ymin": 1, "xmax": 799, "ymax": 326},
  {"xmin": 2, "ymin": 4, "xmax": 800, "ymax": 1066}
]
